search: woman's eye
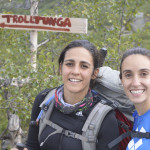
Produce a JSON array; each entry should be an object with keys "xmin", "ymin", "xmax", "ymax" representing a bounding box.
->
[
  {"xmin": 81, "ymin": 64, "xmax": 88, "ymax": 69},
  {"xmin": 66, "ymin": 63, "xmax": 73, "ymax": 67},
  {"xmin": 141, "ymin": 72, "xmax": 148, "ymax": 77},
  {"xmin": 124, "ymin": 73, "xmax": 132, "ymax": 78}
]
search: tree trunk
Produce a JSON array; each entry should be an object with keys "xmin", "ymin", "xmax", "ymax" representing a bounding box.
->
[{"xmin": 30, "ymin": 0, "xmax": 38, "ymax": 71}]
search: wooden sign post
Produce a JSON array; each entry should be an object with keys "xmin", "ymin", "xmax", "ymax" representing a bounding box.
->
[{"xmin": 0, "ymin": 14, "xmax": 88, "ymax": 34}]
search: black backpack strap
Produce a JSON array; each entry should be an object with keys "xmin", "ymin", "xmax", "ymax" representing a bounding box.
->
[
  {"xmin": 108, "ymin": 131, "xmax": 130, "ymax": 149},
  {"xmin": 108, "ymin": 130, "xmax": 150, "ymax": 149},
  {"xmin": 131, "ymin": 131, "xmax": 150, "ymax": 139},
  {"xmin": 118, "ymin": 120, "xmax": 130, "ymax": 131}
]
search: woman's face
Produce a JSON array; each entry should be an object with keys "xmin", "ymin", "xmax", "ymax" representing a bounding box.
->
[
  {"xmin": 60, "ymin": 47, "xmax": 98, "ymax": 96},
  {"xmin": 121, "ymin": 54, "xmax": 150, "ymax": 108}
]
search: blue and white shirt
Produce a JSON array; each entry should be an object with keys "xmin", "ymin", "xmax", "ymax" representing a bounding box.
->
[{"xmin": 126, "ymin": 109, "xmax": 150, "ymax": 150}]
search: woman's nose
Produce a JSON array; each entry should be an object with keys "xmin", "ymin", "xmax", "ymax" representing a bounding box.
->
[
  {"xmin": 72, "ymin": 65, "xmax": 80, "ymax": 74},
  {"xmin": 131, "ymin": 76, "xmax": 141, "ymax": 86}
]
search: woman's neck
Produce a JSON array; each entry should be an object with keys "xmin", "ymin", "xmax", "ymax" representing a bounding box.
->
[
  {"xmin": 63, "ymin": 89, "xmax": 89, "ymax": 105},
  {"xmin": 135, "ymin": 102, "xmax": 150, "ymax": 116}
]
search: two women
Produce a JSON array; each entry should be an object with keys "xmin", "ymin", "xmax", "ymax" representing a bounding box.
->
[{"xmin": 120, "ymin": 47, "xmax": 150, "ymax": 150}]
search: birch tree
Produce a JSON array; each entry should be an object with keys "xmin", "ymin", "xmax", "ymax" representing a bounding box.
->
[{"xmin": 30, "ymin": 0, "xmax": 38, "ymax": 71}]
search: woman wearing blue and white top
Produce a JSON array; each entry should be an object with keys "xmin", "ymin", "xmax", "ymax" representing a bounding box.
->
[{"xmin": 120, "ymin": 47, "xmax": 150, "ymax": 150}]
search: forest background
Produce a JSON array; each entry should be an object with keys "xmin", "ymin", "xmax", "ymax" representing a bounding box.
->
[{"xmin": 0, "ymin": 0, "xmax": 150, "ymax": 148}]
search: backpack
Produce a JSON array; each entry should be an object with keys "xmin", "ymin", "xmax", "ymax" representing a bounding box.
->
[{"xmin": 36, "ymin": 88, "xmax": 132, "ymax": 150}]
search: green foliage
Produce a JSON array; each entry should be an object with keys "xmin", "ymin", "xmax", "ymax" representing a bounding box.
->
[{"xmin": 0, "ymin": 0, "xmax": 150, "ymax": 138}]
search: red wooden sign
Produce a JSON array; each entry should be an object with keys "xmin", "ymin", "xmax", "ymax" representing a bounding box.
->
[{"xmin": 0, "ymin": 14, "xmax": 88, "ymax": 34}]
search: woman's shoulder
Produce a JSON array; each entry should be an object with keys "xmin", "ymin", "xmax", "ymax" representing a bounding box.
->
[
  {"xmin": 92, "ymin": 91, "xmax": 118, "ymax": 128},
  {"xmin": 30, "ymin": 88, "xmax": 56, "ymax": 120},
  {"xmin": 35, "ymin": 88, "xmax": 56, "ymax": 105},
  {"xmin": 32, "ymin": 88, "xmax": 55, "ymax": 112},
  {"xmin": 36, "ymin": 88, "xmax": 51, "ymax": 99},
  {"xmin": 87, "ymin": 91, "xmax": 117, "ymax": 126}
]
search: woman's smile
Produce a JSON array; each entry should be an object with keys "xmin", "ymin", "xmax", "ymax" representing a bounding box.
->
[{"xmin": 69, "ymin": 78, "xmax": 82, "ymax": 82}]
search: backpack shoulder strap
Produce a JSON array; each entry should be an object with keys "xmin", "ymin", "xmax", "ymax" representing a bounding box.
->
[
  {"xmin": 38, "ymin": 89, "xmax": 56, "ymax": 141},
  {"xmin": 82, "ymin": 101, "xmax": 113, "ymax": 150},
  {"xmin": 39, "ymin": 88, "xmax": 56, "ymax": 108},
  {"xmin": 108, "ymin": 130, "xmax": 150, "ymax": 149}
]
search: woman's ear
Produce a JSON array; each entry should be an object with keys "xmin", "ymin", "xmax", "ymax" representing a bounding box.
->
[{"xmin": 92, "ymin": 68, "xmax": 99, "ymax": 79}]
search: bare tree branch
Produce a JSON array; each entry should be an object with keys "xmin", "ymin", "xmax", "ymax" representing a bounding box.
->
[{"xmin": 37, "ymin": 39, "xmax": 50, "ymax": 48}]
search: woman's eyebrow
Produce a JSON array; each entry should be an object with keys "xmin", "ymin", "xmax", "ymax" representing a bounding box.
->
[
  {"xmin": 64, "ymin": 59, "xmax": 91, "ymax": 65},
  {"xmin": 122, "ymin": 68, "xmax": 150, "ymax": 73},
  {"xmin": 80, "ymin": 61, "xmax": 91, "ymax": 66},
  {"xmin": 64, "ymin": 59, "xmax": 74, "ymax": 62},
  {"xmin": 122, "ymin": 70, "xmax": 131, "ymax": 73},
  {"xmin": 140, "ymin": 68, "xmax": 150, "ymax": 72}
]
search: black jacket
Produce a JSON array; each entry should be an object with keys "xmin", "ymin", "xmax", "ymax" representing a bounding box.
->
[{"xmin": 26, "ymin": 89, "xmax": 119, "ymax": 150}]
